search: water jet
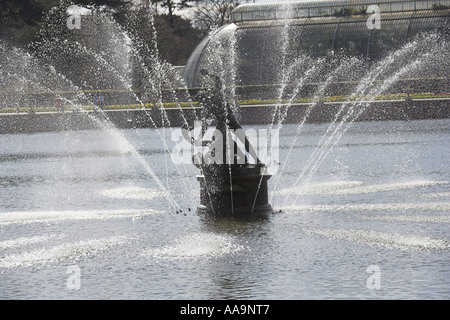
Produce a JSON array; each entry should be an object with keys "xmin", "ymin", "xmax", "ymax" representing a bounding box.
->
[{"xmin": 189, "ymin": 70, "xmax": 273, "ymax": 217}]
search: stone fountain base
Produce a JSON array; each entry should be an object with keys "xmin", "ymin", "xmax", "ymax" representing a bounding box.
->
[{"xmin": 196, "ymin": 164, "xmax": 273, "ymax": 216}]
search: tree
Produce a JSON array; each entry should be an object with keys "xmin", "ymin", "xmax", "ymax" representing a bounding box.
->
[
  {"xmin": 64, "ymin": 0, "xmax": 133, "ymax": 26},
  {"xmin": 154, "ymin": 14, "xmax": 203, "ymax": 65},
  {"xmin": 0, "ymin": 0, "xmax": 132, "ymax": 48},
  {"xmin": 151, "ymin": 0, "xmax": 192, "ymax": 27},
  {"xmin": 192, "ymin": 0, "xmax": 241, "ymax": 33},
  {"xmin": 0, "ymin": 0, "xmax": 59, "ymax": 47}
]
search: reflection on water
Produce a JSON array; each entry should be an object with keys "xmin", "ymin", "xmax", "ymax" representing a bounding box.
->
[{"xmin": 0, "ymin": 119, "xmax": 449, "ymax": 299}]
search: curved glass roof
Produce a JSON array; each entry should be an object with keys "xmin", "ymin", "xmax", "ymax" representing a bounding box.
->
[
  {"xmin": 183, "ymin": 0, "xmax": 449, "ymax": 88},
  {"xmin": 232, "ymin": 0, "xmax": 450, "ymax": 22},
  {"xmin": 183, "ymin": 24, "xmax": 238, "ymax": 88}
]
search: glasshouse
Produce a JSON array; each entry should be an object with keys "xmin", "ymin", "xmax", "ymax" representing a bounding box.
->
[{"xmin": 183, "ymin": 0, "xmax": 450, "ymax": 87}]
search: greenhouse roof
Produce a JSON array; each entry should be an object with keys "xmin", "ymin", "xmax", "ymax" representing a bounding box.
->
[{"xmin": 232, "ymin": 0, "xmax": 449, "ymax": 22}]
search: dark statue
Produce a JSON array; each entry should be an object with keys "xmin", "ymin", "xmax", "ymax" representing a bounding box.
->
[{"xmin": 184, "ymin": 69, "xmax": 273, "ymax": 216}]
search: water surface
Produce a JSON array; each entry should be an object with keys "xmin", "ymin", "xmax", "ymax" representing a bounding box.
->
[{"xmin": 0, "ymin": 119, "xmax": 449, "ymax": 299}]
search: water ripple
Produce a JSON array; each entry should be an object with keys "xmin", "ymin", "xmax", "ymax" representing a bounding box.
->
[
  {"xmin": 282, "ymin": 202, "xmax": 450, "ymax": 213},
  {"xmin": 99, "ymin": 187, "xmax": 166, "ymax": 200},
  {"xmin": 0, "ymin": 209, "xmax": 163, "ymax": 226},
  {"xmin": 275, "ymin": 180, "xmax": 448, "ymax": 196},
  {"xmin": 0, "ymin": 235, "xmax": 129, "ymax": 268},
  {"xmin": 305, "ymin": 227, "xmax": 449, "ymax": 251},
  {"xmin": 0, "ymin": 234, "xmax": 66, "ymax": 250},
  {"xmin": 142, "ymin": 232, "xmax": 246, "ymax": 260}
]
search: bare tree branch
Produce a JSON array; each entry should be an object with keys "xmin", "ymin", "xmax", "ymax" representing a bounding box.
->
[{"xmin": 191, "ymin": 0, "xmax": 241, "ymax": 32}]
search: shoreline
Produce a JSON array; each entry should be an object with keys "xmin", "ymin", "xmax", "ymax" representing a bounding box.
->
[{"xmin": 1, "ymin": 98, "xmax": 449, "ymax": 134}]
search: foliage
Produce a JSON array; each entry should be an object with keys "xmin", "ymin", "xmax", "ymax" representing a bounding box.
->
[
  {"xmin": 151, "ymin": 0, "xmax": 193, "ymax": 26},
  {"xmin": 333, "ymin": 6, "xmax": 367, "ymax": 16},
  {"xmin": 432, "ymin": 3, "xmax": 450, "ymax": 10},
  {"xmin": 0, "ymin": 0, "xmax": 134, "ymax": 48},
  {"xmin": 1, "ymin": 0, "xmax": 202, "ymax": 68},
  {"xmin": 0, "ymin": 0, "xmax": 58, "ymax": 47},
  {"xmin": 191, "ymin": 0, "xmax": 241, "ymax": 33},
  {"xmin": 154, "ymin": 14, "xmax": 203, "ymax": 65}
]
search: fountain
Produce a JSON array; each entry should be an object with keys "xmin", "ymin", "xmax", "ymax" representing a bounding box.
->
[
  {"xmin": 0, "ymin": 0, "xmax": 448, "ymax": 217},
  {"xmin": 180, "ymin": 0, "xmax": 449, "ymax": 216},
  {"xmin": 187, "ymin": 69, "xmax": 273, "ymax": 216},
  {"xmin": 1, "ymin": 0, "xmax": 450, "ymax": 300}
]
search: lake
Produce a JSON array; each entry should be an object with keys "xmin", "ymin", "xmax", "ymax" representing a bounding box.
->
[{"xmin": 0, "ymin": 118, "xmax": 449, "ymax": 299}]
